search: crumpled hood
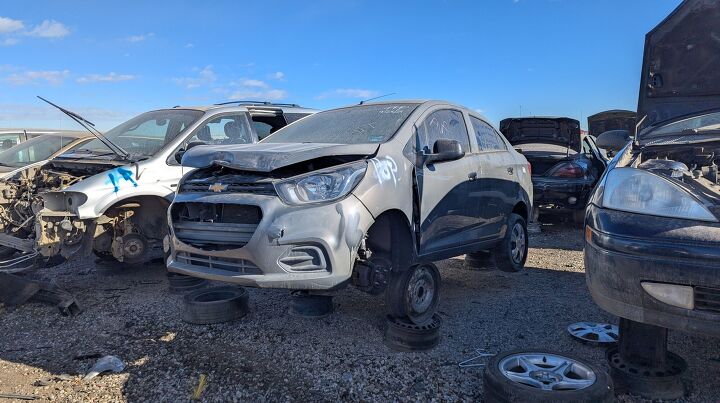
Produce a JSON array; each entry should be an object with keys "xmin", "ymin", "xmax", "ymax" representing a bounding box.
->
[
  {"xmin": 181, "ymin": 142, "xmax": 379, "ymax": 172},
  {"xmin": 637, "ymin": 0, "xmax": 720, "ymax": 136}
]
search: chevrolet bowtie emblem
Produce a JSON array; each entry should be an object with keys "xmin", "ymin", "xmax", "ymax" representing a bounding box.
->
[{"xmin": 209, "ymin": 183, "xmax": 228, "ymax": 192}]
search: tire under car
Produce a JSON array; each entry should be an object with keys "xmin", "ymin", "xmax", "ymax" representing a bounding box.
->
[{"xmin": 181, "ymin": 286, "xmax": 249, "ymax": 325}]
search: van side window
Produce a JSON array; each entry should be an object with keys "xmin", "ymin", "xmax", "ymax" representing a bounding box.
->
[
  {"xmin": 470, "ymin": 117, "xmax": 507, "ymax": 151},
  {"xmin": 417, "ymin": 109, "xmax": 470, "ymax": 153}
]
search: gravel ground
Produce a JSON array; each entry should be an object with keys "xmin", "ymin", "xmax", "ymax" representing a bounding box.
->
[{"xmin": 1, "ymin": 221, "xmax": 719, "ymax": 402}]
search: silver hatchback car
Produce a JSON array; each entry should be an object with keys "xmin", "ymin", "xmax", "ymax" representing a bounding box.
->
[{"xmin": 168, "ymin": 100, "xmax": 533, "ymax": 324}]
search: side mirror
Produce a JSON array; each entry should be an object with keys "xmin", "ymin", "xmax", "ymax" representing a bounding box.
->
[
  {"xmin": 424, "ymin": 139, "xmax": 465, "ymax": 166},
  {"xmin": 174, "ymin": 141, "xmax": 206, "ymax": 164},
  {"xmin": 596, "ymin": 130, "xmax": 631, "ymax": 154}
]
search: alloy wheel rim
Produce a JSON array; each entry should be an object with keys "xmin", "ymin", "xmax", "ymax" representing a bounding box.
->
[
  {"xmin": 498, "ymin": 353, "xmax": 596, "ymax": 391},
  {"xmin": 510, "ymin": 223, "xmax": 526, "ymax": 264}
]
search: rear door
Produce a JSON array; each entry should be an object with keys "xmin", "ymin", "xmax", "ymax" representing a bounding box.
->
[
  {"xmin": 468, "ymin": 116, "xmax": 516, "ymax": 237},
  {"xmin": 414, "ymin": 108, "xmax": 476, "ymax": 254}
]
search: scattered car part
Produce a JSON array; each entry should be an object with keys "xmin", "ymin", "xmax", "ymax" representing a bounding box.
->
[
  {"xmin": 606, "ymin": 318, "xmax": 687, "ymax": 399},
  {"xmin": 82, "ymin": 355, "xmax": 125, "ymax": 382},
  {"xmin": 181, "ymin": 286, "xmax": 249, "ymax": 325},
  {"xmin": 289, "ymin": 290, "xmax": 334, "ymax": 318},
  {"xmin": 385, "ymin": 263, "xmax": 440, "ymax": 325},
  {"xmin": 168, "ymin": 101, "xmax": 533, "ymax": 324},
  {"xmin": 464, "ymin": 250, "xmax": 493, "ymax": 270},
  {"xmin": 483, "ymin": 349, "xmax": 613, "ymax": 402},
  {"xmin": 567, "ymin": 322, "xmax": 619, "ymax": 345},
  {"xmin": 0, "ymin": 393, "xmax": 39, "ymax": 401},
  {"xmin": 490, "ymin": 214, "xmax": 528, "ymax": 272},
  {"xmin": 383, "ymin": 314, "xmax": 441, "ymax": 352},
  {"xmin": 31, "ymin": 283, "xmax": 82, "ymax": 316},
  {"xmin": 167, "ymin": 272, "xmax": 207, "ymax": 294},
  {"xmin": 458, "ymin": 349, "xmax": 495, "ymax": 368},
  {"xmin": 0, "ymin": 273, "xmax": 81, "ymax": 315}
]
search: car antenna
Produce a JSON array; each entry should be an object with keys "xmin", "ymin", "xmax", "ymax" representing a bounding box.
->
[
  {"xmin": 359, "ymin": 93, "xmax": 396, "ymax": 105},
  {"xmin": 37, "ymin": 96, "xmax": 131, "ymax": 160}
]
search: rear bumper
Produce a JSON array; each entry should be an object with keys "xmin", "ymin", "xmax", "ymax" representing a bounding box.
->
[
  {"xmin": 167, "ymin": 192, "xmax": 374, "ymax": 290},
  {"xmin": 584, "ymin": 204, "xmax": 720, "ymax": 336},
  {"xmin": 531, "ymin": 177, "xmax": 595, "ymax": 210}
]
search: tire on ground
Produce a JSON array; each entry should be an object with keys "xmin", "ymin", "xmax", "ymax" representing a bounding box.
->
[
  {"xmin": 181, "ymin": 286, "xmax": 249, "ymax": 325},
  {"xmin": 483, "ymin": 349, "xmax": 614, "ymax": 403},
  {"xmin": 491, "ymin": 213, "xmax": 528, "ymax": 272}
]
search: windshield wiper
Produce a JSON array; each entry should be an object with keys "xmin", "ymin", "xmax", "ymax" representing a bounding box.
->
[{"xmin": 37, "ymin": 96, "xmax": 132, "ymax": 161}]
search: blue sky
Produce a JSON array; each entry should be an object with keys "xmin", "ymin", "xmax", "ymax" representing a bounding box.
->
[{"xmin": 0, "ymin": 0, "xmax": 680, "ymax": 130}]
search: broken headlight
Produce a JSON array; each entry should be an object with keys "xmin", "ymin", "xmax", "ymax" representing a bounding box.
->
[
  {"xmin": 601, "ymin": 168, "xmax": 717, "ymax": 222},
  {"xmin": 275, "ymin": 161, "xmax": 367, "ymax": 205}
]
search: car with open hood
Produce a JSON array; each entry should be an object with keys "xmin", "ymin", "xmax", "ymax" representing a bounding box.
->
[
  {"xmin": 0, "ymin": 131, "xmax": 92, "ymax": 179},
  {"xmin": 587, "ymin": 109, "xmax": 637, "ymax": 158},
  {"xmin": 586, "ymin": 0, "xmax": 720, "ymax": 339},
  {"xmin": 0, "ymin": 101, "xmax": 316, "ymax": 270},
  {"xmin": 167, "ymin": 100, "xmax": 533, "ymax": 325},
  {"xmin": 500, "ymin": 116, "xmax": 607, "ymax": 224}
]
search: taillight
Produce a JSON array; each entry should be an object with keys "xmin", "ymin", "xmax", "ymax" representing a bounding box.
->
[
  {"xmin": 551, "ymin": 162, "xmax": 585, "ymax": 178},
  {"xmin": 527, "ymin": 163, "xmax": 532, "ymax": 176}
]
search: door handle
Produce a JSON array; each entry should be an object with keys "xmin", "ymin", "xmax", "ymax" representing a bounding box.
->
[
  {"xmin": 468, "ymin": 172, "xmax": 477, "ymax": 181},
  {"xmin": 507, "ymin": 167, "xmax": 514, "ymax": 175}
]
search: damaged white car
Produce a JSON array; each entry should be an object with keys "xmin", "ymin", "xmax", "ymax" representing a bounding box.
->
[{"xmin": 0, "ymin": 101, "xmax": 316, "ymax": 269}]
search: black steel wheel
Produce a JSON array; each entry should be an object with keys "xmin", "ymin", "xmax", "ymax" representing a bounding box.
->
[
  {"xmin": 385, "ymin": 263, "xmax": 440, "ymax": 325},
  {"xmin": 483, "ymin": 349, "xmax": 614, "ymax": 403},
  {"xmin": 384, "ymin": 314, "xmax": 441, "ymax": 352},
  {"xmin": 181, "ymin": 286, "xmax": 249, "ymax": 325},
  {"xmin": 491, "ymin": 214, "xmax": 528, "ymax": 272}
]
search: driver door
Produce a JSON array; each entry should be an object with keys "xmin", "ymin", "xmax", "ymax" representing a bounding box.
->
[{"xmin": 414, "ymin": 108, "xmax": 476, "ymax": 255}]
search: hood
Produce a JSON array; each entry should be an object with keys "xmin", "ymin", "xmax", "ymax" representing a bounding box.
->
[
  {"xmin": 182, "ymin": 142, "xmax": 379, "ymax": 172},
  {"xmin": 0, "ymin": 165, "xmax": 13, "ymax": 174},
  {"xmin": 587, "ymin": 110, "xmax": 637, "ymax": 137},
  {"xmin": 637, "ymin": 0, "xmax": 720, "ymax": 136},
  {"xmin": 499, "ymin": 117, "xmax": 581, "ymax": 151}
]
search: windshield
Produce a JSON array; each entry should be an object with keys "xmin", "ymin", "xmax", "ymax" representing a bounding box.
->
[
  {"xmin": 648, "ymin": 110, "xmax": 720, "ymax": 137},
  {"xmin": 0, "ymin": 134, "xmax": 76, "ymax": 168},
  {"xmin": 66, "ymin": 109, "xmax": 204, "ymax": 158},
  {"xmin": 262, "ymin": 103, "xmax": 418, "ymax": 144}
]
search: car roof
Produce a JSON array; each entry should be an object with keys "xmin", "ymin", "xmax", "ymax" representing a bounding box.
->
[
  {"xmin": 0, "ymin": 129, "xmax": 91, "ymax": 138},
  {"xmin": 323, "ymin": 99, "xmax": 494, "ymax": 123},
  {"xmin": 165, "ymin": 102, "xmax": 318, "ymax": 115}
]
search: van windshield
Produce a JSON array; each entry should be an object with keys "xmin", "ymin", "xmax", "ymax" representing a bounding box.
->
[{"xmin": 262, "ymin": 103, "xmax": 418, "ymax": 144}]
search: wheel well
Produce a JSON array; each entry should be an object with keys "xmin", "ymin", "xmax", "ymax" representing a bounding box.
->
[
  {"xmin": 104, "ymin": 196, "xmax": 171, "ymax": 240},
  {"xmin": 512, "ymin": 201, "xmax": 528, "ymax": 223},
  {"xmin": 365, "ymin": 210, "xmax": 414, "ymax": 272}
]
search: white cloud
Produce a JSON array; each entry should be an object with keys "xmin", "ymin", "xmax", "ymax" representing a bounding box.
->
[
  {"xmin": 3, "ymin": 69, "xmax": 70, "ymax": 85},
  {"xmin": 316, "ymin": 88, "xmax": 378, "ymax": 100},
  {"xmin": 0, "ymin": 17, "xmax": 24, "ymax": 33},
  {"xmin": 126, "ymin": 32, "xmax": 154, "ymax": 43},
  {"xmin": 26, "ymin": 20, "xmax": 70, "ymax": 38},
  {"xmin": 271, "ymin": 71, "xmax": 284, "ymax": 80},
  {"xmin": 77, "ymin": 72, "xmax": 137, "ymax": 84},
  {"xmin": 185, "ymin": 43, "xmax": 194, "ymax": 48},
  {"xmin": 229, "ymin": 89, "xmax": 287, "ymax": 101},
  {"xmin": 172, "ymin": 65, "xmax": 217, "ymax": 89},
  {"xmin": 1, "ymin": 37, "xmax": 19, "ymax": 46},
  {"xmin": 241, "ymin": 79, "xmax": 268, "ymax": 88}
]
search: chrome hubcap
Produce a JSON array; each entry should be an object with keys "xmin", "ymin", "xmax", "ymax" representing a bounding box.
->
[
  {"xmin": 499, "ymin": 353, "xmax": 596, "ymax": 391},
  {"xmin": 510, "ymin": 223, "xmax": 526, "ymax": 264},
  {"xmin": 407, "ymin": 265, "xmax": 435, "ymax": 314}
]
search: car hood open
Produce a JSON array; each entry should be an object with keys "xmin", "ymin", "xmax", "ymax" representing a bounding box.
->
[
  {"xmin": 181, "ymin": 142, "xmax": 379, "ymax": 172},
  {"xmin": 500, "ymin": 117, "xmax": 581, "ymax": 151},
  {"xmin": 587, "ymin": 110, "xmax": 637, "ymax": 137},
  {"xmin": 637, "ymin": 0, "xmax": 720, "ymax": 138}
]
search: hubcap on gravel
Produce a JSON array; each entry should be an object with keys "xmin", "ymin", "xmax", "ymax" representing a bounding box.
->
[
  {"xmin": 510, "ymin": 222, "xmax": 526, "ymax": 264},
  {"xmin": 498, "ymin": 353, "xmax": 596, "ymax": 391},
  {"xmin": 407, "ymin": 265, "xmax": 435, "ymax": 316},
  {"xmin": 567, "ymin": 322, "xmax": 619, "ymax": 345}
]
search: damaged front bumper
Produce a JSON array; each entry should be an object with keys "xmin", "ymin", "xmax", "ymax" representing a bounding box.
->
[
  {"xmin": 584, "ymin": 204, "xmax": 720, "ymax": 336},
  {"xmin": 167, "ymin": 192, "xmax": 375, "ymax": 290}
]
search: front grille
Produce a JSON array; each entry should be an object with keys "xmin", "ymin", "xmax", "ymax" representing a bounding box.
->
[
  {"xmin": 695, "ymin": 286, "xmax": 720, "ymax": 313},
  {"xmin": 171, "ymin": 203, "xmax": 261, "ymax": 249},
  {"xmin": 180, "ymin": 182, "xmax": 276, "ymax": 195},
  {"xmin": 176, "ymin": 252, "xmax": 262, "ymax": 275}
]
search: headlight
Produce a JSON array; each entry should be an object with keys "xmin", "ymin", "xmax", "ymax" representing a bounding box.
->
[
  {"xmin": 274, "ymin": 161, "xmax": 367, "ymax": 205},
  {"xmin": 601, "ymin": 168, "xmax": 717, "ymax": 222}
]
